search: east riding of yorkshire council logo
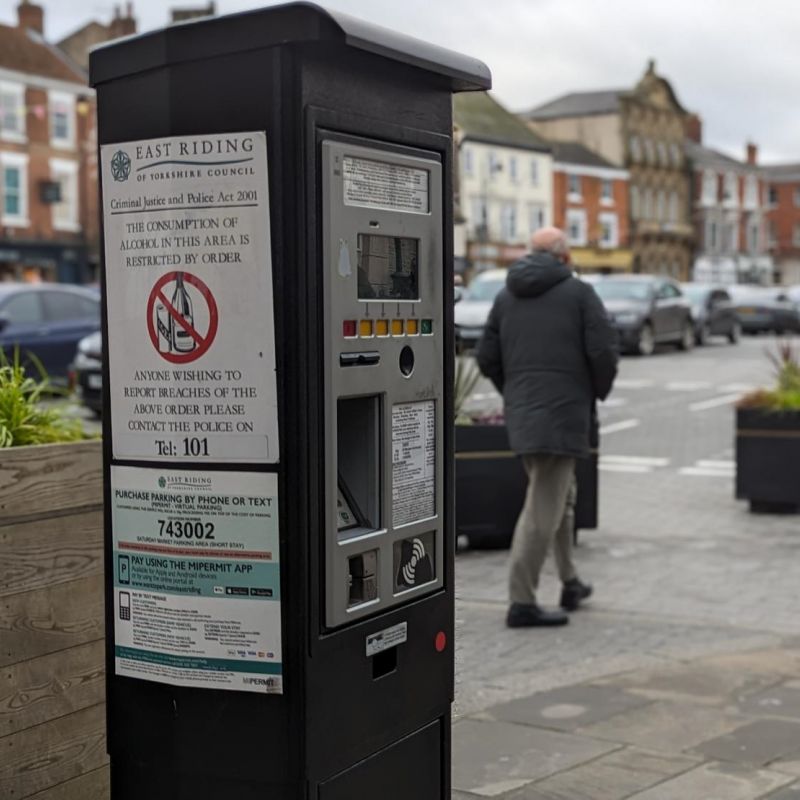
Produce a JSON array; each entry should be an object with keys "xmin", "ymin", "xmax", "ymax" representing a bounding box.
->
[
  {"xmin": 158, "ymin": 477, "xmax": 166, "ymax": 488},
  {"xmin": 111, "ymin": 150, "xmax": 131, "ymax": 182}
]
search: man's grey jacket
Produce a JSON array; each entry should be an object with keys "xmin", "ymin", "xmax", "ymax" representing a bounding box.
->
[{"xmin": 476, "ymin": 251, "xmax": 618, "ymax": 458}]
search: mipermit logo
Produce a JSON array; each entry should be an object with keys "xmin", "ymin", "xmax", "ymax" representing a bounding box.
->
[{"xmin": 111, "ymin": 150, "xmax": 131, "ymax": 182}]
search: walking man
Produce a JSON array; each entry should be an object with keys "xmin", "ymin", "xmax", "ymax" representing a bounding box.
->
[{"xmin": 476, "ymin": 227, "xmax": 617, "ymax": 627}]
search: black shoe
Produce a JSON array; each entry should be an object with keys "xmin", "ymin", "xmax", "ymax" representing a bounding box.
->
[
  {"xmin": 506, "ymin": 603, "xmax": 569, "ymax": 628},
  {"xmin": 560, "ymin": 578, "xmax": 593, "ymax": 611}
]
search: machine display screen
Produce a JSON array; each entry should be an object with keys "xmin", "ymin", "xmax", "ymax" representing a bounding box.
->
[{"xmin": 357, "ymin": 234, "xmax": 419, "ymax": 301}]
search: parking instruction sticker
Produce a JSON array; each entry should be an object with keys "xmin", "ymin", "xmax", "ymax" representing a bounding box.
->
[
  {"xmin": 392, "ymin": 400, "xmax": 436, "ymax": 526},
  {"xmin": 111, "ymin": 467, "xmax": 282, "ymax": 694},
  {"xmin": 101, "ymin": 131, "xmax": 278, "ymax": 463}
]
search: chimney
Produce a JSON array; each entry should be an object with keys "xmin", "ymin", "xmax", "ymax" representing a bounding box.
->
[
  {"xmin": 686, "ymin": 113, "xmax": 702, "ymax": 144},
  {"xmin": 109, "ymin": 2, "xmax": 137, "ymax": 38},
  {"xmin": 746, "ymin": 142, "xmax": 758, "ymax": 166},
  {"xmin": 17, "ymin": 1, "xmax": 44, "ymax": 35}
]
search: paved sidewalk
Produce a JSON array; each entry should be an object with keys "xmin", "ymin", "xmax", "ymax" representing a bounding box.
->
[{"xmin": 453, "ymin": 636, "xmax": 800, "ymax": 799}]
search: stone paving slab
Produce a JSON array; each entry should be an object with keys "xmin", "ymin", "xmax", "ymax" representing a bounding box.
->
[
  {"xmin": 624, "ymin": 761, "xmax": 793, "ymax": 800},
  {"xmin": 451, "ymin": 718, "xmax": 616, "ymax": 797},
  {"xmin": 691, "ymin": 719, "xmax": 800, "ymax": 767},
  {"xmin": 486, "ymin": 685, "xmax": 651, "ymax": 733},
  {"xmin": 767, "ymin": 783, "xmax": 800, "ymax": 799},
  {"xmin": 576, "ymin": 699, "xmax": 748, "ymax": 752},
  {"xmin": 526, "ymin": 746, "xmax": 699, "ymax": 800},
  {"xmin": 738, "ymin": 684, "xmax": 800, "ymax": 720}
]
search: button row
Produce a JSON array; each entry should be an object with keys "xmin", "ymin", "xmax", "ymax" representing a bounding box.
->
[{"xmin": 343, "ymin": 319, "xmax": 433, "ymax": 338}]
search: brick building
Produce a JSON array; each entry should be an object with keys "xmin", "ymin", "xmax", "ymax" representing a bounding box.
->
[
  {"xmin": 550, "ymin": 141, "xmax": 631, "ymax": 272},
  {"xmin": 685, "ymin": 134, "xmax": 773, "ymax": 285},
  {"xmin": 762, "ymin": 164, "xmax": 800, "ymax": 285},
  {"xmin": 0, "ymin": 1, "xmax": 97, "ymax": 283},
  {"xmin": 522, "ymin": 61, "xmax": 694, "ymax": 280},
  {"xmin": 57, "ymin": 4, "xmax": 137, "ymax": 72}
]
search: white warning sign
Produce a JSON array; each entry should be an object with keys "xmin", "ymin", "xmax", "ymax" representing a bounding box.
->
[
  {"xmin": 391, "ymin": 400, "xmax": 436, "ymax": 526},
  {"xmin": 100, "ymin": 131, "xmax": 278, "ymax": 464}
]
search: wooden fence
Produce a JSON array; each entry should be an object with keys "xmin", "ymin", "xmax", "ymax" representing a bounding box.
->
[{"xmin": 0, "ymin": 440, "xmax": 109, "ymax": 800}]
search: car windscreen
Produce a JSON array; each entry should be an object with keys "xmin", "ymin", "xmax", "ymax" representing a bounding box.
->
[
  {"xmin": 465, "ymin": 278, "xmax": 505, "ymax": 302},
  {"xmin": 680, "ymin": 285, "xmax": 709, "ymax": 303},
  {"xmin": 590, "ymin": 280, "xmax": 653, "ymax": 302}
]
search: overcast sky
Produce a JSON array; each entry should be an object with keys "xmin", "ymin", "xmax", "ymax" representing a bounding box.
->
[{"xmin": 1, "ymin": 0, "xmax": 797, "ymax": 164}]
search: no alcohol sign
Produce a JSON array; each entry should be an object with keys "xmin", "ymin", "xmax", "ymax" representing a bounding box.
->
[
  {"xmin": 101, "ymin": 131, "xmax": 279, "ymax": 464},
  {"xmin": 146, "ymin": 271, "xmax": 219, "ymax": 363}
]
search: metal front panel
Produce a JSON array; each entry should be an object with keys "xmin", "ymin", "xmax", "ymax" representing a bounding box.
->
[{"xmin": 322, "ymin": 139, "xmax": 444, "ymax": 628}]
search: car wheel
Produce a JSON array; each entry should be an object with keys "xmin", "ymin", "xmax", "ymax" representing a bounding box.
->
[
  {"xmin": 636, "ymin": 323, "xmax": 655, "ymax": 356},
  {"xmin": 678, "ymin": 320, "xmax": 695, "ymax": 351},
  {"xmin": 695, "ymin": 322, "xmax": 710, "ymax": 346},
  {"xmin": 728, "ymin": 321, "xmax": 741, "ymax": 344}
]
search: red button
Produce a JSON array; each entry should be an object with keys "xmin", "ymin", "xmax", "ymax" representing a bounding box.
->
[
  {"xmin": 435, "ymin": 631, "xmax": 447, "ymax": 652},
  {"xmin": 343, "ymin": 320, "xmax": 357, "ymax": 337}
]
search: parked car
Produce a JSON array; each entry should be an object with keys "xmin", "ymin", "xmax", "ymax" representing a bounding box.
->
[
  {"xmin": 584, "ymin": 275, "xmax": 694, "ymax": 355},
  {"xmin": 70, "ymin": 331, "xmax": 103, "ymax": 416},
  {"xmin": 454, "ymin": 268, "xmax": 507, "ymax": 351},
  {"xmin": 680, "ymin": 283, "xmax": 741, "ymax": 345},
  {"xmin": 727, "ymin": 285, "xmax": 800, "ymax": 334},
  {"xmin": 0, "ymin": 283, "xmax": 100, "ymax": 381}
]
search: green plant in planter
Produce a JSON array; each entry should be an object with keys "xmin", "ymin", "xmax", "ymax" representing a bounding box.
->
[
  {"xmin": 739, "ymin": 341, "xmax": 800, "ymax": 412},
  {"xmin": 0, "ymin": 350, "xmax": 85, "ymax": 447}
]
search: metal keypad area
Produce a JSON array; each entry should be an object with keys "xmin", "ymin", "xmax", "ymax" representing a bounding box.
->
[{"xmin": 322, "ymin": 138, "xmax": 444, "ymax": 628}]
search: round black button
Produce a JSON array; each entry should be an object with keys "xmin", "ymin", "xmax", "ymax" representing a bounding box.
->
[{"xmin": 399, "ymin": 345, "xmax": 415, "ymax": 377}]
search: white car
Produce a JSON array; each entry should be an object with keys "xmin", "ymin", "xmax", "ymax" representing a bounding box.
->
[{"xmin": 454, "ymin": 269, "xmax": 507, "ymax": 351}]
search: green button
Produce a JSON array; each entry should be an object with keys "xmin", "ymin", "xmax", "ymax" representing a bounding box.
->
[{"xmin": 421, "ymin": 319, "xmax": 433, "ymax": 335}]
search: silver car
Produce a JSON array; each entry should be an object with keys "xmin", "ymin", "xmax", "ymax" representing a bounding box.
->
[{"xmin": 454, "ymin": 269, "xmax": 507, "ymax": 352}]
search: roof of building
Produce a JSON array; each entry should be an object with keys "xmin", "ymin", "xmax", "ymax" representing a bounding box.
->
[
  {"xmin": 454, "ymin": 91, "xmax": 550, "ymax": 152},
  {"xmin": 685, "ymin": 140, "xmax": 747, "ymax": 171},
  {"xmin": 521, "ymin": 89, "xmax": 625, "ymax": 121},
  {"xmin": 761, "ymin": 163, "xmax": 800, "ymax": 182},
  {"xmin": 550, "ymin": 140, "xmax": 618, "ymax": 169},
  {"xmin": 0, "ymin": 21, "xmax": 86, "ymax": 84}
]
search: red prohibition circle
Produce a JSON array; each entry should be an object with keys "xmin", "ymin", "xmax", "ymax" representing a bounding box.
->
[{"xmin": 146, "ymin": 271, "xmax": 219, "ymax": 364}]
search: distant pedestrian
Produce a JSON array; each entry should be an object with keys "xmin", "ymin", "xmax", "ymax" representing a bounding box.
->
[{"xmin": 476, "ymin": 227, "xmax": 617, "ymax": 627}]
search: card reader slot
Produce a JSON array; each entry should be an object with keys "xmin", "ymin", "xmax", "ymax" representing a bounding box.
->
[{"xmin": 340, "ymin": 351, "xmax": 380, "ymax": 367}]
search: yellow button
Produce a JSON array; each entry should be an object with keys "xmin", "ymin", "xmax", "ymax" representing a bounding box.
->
[
  {"xmin": 391, "ymin": 319, "xmax": 404, "ymax": 336},
  {"xmin": 359, "ymin": 319, "xmax": 373, "ymax": 337},
  {"xmin": 406, "ymin": 319, "xmax": 419, "ymax": 336},
  {"xmin": 375, "ymin": 319, "xmax": 389, "ymax": 337}
]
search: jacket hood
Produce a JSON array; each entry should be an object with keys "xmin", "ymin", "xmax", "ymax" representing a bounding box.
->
[{"xmin": 506, "ymin": 251, "xmax": 572, "ymax": 298}]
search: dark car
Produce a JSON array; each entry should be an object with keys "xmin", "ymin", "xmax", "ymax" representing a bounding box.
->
[
  {"xmin": 584, "ymin": 275, "xmax": 694, "ymax": 355},
  {"xmin": 70, "ymin": 330, "xmax": 103, "ymax": 416},
  {"xmin": 727, "ymin": 285, "xmax": 800, "ymax": 334},
  {"xmin": 680, "ymin": 284, "xmax": 741, "ymax": 345},
  {"xmin": 0, "ymin": 283, "xmax": 100, "ymax": 381}
]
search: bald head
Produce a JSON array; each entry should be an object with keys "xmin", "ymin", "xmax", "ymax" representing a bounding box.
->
[{"xmin": 531, "ymin": 227, "xmax": 570, "ymax": 261}]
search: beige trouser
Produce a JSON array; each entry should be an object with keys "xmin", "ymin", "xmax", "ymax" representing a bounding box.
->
[{"xmin": 509, "ymin": 454, "xmax": 578, "ymax": 605}]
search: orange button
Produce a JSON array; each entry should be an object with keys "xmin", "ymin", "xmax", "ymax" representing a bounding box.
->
[
  {"xmin": 375, "ymin": 319, "xmax": 389, "ymax": 337},
  {"xmin": 391, "ymin": 319, "xmax": 404, "ymax": 336},
  {"xmin": 359, "ymin": 319, "xmax": 373, "ymax": 337},
  {"xmin": 406, "ymin": 319, "xmax": 419, "ymax": 336}
]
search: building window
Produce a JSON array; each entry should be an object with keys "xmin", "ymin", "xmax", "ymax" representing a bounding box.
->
[
  {"xmin": 567, "ymin": 174, "xmax": 581, "ymax": 199},
  {"xmin": 644, "ymin": 138, "xmax": 656, "ymax": 165},
  {"xmin": 706, "ymin": 218, "xmax": 718, "ymax": 251},
  {"xmin": 702, "ymin": 170, "xmax": 717, "ymax": 206},
  {"xmin": 500, "ymin": 202, "xmax": 517, "ymax": 241},
  {"xmin": 668, "ymin": 191, "xmax": 679, "ymax": 223},
  {"xmin": 528, "ymin": 202, "xmax": 545, "ymax": 234},
  {"xmin": 530, "ymin": 159, "xmax": 539, "ymax": 186},
  {"xmin": 1, "ymin": 152, "xmax": 28, "ymax": 226},
  {"xmin": 0, "ymin": 82, "xmax": 25, "ymax": 142},
  {"xmin": 670, "ymin": 142, "xmax": 682, "ymax": 168},
  {"xmin": 747, "ymin": 220, "xmax": 760, "ymax": 253},
  {"xmin": 722, "ymin": 220, "xmax": 736, "ymax": 253},
  {"xmin": 509, "ymin": 156, "xmax": 518, "ymax": 184},
  {"xmin": 488, "ymin": 151, "xmax": 501, "ymax": 180},
  {"xmin": 744, "ymin": 175, "xmax": 758, "ymax": 209},
  {"xmin": 50, "ymin": 158, "xmax": 80, "ymax": 232},
  {"xmin": 794, "ymin": 187, "xmax": 800, "ymax": 208},
  {"xmin": 723, "ymin": 172, "xmax": 738, "ymax": 206},
  {"xmin": 566, "ymin": 209, "xmax": 587, "ymax": 246},
  {"xmin": 49, "ymin": 91, "xmax": 75, "ymax": 149},
  {"xmin": 629, "ymin": 134, "xmax": 641, "ymax": 163},
  {"xmin": 463, "ymin": 146, "xmax": 474, "ymax": 177},
  {"xmin": 598, "ymin": 212, "xmax": 618, "ymax": 248},
  {"xmin": 793, "ymin": 224, "xmax": 800, "ymax": 247},
  {"xmin": 470, "ymin": 196, "xmax": 488, "ymax": 238},
  {"xmin": 768, "ymin": 186, "xmax": 779, "ymax": 206},
  {"xmin": 656, "ymin": 190, "xmax": 666, "ymax": 221},
  {"xmin": 768, "ymin": 221, "xmax": 777, "ymax": 248},
  {"xmin": 643, "ymin": 188, "xmax": 653, "ymax": 220},
  {"xmin": 657, "ymin": 141, "xmax": 668, "ymax": 167},
  {"xmin": 600, "ymin": 179, "xmax": 613, "ymax": 203},
  {"xmin": 630, "ymin": 185, "xmax": 640, "ymax": 220}
]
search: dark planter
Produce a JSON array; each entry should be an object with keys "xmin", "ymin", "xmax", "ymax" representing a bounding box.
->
[
  {"xmin": 736, "ymin": 407, "xmax": 800, "ymax": 513},
  {"xmin": 455, "ymin": 424, "xmax": 598, "ymax": 548}
]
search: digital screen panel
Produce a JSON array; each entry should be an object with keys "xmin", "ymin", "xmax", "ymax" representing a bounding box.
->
[{"xmin": 357, "ymin": 234, "xmax": 419, "ymax": 301}]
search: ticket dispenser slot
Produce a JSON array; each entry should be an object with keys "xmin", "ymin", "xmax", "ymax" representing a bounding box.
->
[{"xmin": 323, "ymin": 138, "xmax": 445, "ymax": 629}]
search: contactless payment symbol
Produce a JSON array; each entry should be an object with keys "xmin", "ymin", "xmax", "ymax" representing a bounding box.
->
[{"xmin": 146, "ymin": 271, "xmax": 218, "ymax": 363}]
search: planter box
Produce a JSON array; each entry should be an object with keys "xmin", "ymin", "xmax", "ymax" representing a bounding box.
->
[
  {"xmin": 736, "ymin": 408, "xmax": 800, "ymax": 512},
  {"xmin": 455, "ymin": 424, "xmax": 598, "ymax": 548},
  {"xmin": 0, "ymin": 440, "xmax": 108, "ymax": 800}
]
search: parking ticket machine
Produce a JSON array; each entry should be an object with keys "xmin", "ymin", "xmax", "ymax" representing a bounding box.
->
[{"xmin": 91, "ymin": 4, "xmax": 490, "ymax": 799}]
